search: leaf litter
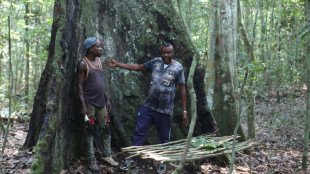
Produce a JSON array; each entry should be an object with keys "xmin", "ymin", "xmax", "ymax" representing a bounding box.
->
[{"xmin": 1, "ymin": 90, "xmax": 310, "ymax": 173}]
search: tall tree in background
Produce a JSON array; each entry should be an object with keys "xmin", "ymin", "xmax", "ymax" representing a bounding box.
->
[
  {"xmin": 274, "ymin": 0, "xmax": 282, "ymax": 103},
  {"xmin": 237, "ymin": 0, "xmax": 257, "ymax": 139},
  {"xmin": 24, "ymin": 0, "xmax": 215, "ymax": 172},
  {"xmin": 265, "ymin": 0, "xmax": 276, "ymax": 102},
  {"xmin": 0, "ymin": 52, "xmax": 2, "ymax": 88},
  {"xmin": 0, "ymin": 1, "xmax": 52, "ymax": 116},
  {"xmin": 259, "ymin": 0, "xmax": 265, "ymax": 62},
  {"xmin": 205, "ymin": 0, "xmax": 245, "ymax": 140},
  {"xmin": 24, "ymin": 0, "xmax": 30, "ymax": 108},
  {"xmin": 2, "ymin": 0, "xmax": 13, "ymax": 154},
  {"xmin": 302, "ymin": 0, "xmax": 310, "ymax": 171}
]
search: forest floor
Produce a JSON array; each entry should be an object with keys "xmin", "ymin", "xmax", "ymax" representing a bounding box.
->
[{"xmin": 1, "ymin": 90, "xmax": 310, "ymax": 174}]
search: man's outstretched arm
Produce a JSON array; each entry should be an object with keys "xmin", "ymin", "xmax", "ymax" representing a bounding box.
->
[{"xmin": 104, "ymin": 58, "xmax": 145, "ymax": 71}]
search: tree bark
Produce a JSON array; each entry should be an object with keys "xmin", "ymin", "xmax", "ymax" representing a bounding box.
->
[
  {"xmin": 24, "ymin": 0, "xmax": 215, "ymax": 172},
  {"xmin": 302, "ymin": 0, "xmax": 310, "ymax": 171},
  {"xmin": 0, "ymin": 52, "xmax": 2, "ymax": 88},
  {"xmin": 14, "ymin": 55, "xmax": 18, "ymax": 104},
  {"xmin": 2, "ymin": 4, "xmax": 13, "ymax": 154},
  {"xmin": 237, "ymin": 0, "xmax": 257, "ymax": 139},
  {"xmin": 24, "ymin": 1, "xmax": 30, "ymax": 109},
  {"xmin": 34, "ymin": 8, "xmax": 41, "ymax": 91},
  {"xmin": 266, "ymin": 0, "xmax": 276, "ymax": 104},
  {"xmin": 275, "ymin": 0, "xmax": 282, "ymax": 103},
  {"xmin": 259, "ymin": 0, "xmax": 265, "ymax": 65},
  {"xmin": 205, "ymin": 0, "xmax": 246, "ymax": 140}
]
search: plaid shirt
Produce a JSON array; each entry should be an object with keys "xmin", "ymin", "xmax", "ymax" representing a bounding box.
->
[{"xmin": 143, "ymin": 57, "xmax": 185, "ymax": 115}]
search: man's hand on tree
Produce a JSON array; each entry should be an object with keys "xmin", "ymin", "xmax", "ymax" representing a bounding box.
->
[{"xmin": 103, "ymin": 58, "xmax": 118, "ymax": 67}]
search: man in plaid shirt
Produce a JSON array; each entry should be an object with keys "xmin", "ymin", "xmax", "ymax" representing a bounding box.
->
[{"xmin": 105, "ymin": 42, "xmax": 189, "ymax": 173}]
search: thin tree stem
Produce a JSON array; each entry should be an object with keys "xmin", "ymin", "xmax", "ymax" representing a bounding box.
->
[
  {"xmin": 172, "ymin": 1, "xmax": 199, "ymax": 172},
  {"xmin": 2, "ymin": 0, "xmax": 13, "ymax": 154}
]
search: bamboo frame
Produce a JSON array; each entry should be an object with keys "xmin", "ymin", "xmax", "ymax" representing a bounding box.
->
[{"xmin": 121, "ymin": 134, "xmax": 254, "ymax": 163}]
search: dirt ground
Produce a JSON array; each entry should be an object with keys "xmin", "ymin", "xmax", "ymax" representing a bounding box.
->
[{"xmin": 1, "ymin": 91, "xmax": 310, "ymax": 173}]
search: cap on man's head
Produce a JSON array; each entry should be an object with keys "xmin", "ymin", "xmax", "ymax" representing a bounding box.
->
[{"xmin": 84, "ymin": 37, "xmax": 98, "ymax": 56}]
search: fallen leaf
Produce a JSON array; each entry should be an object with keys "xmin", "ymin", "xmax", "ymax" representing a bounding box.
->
[
  {"xmin": 236, "ymin": 166, "xmax": 249, "ymax": 172},
  {"xmin": 59, "ymin": 170, "xmax": 66, "ymax": 174}
]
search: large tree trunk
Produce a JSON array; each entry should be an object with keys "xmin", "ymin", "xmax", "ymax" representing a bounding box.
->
[
  {"xmin": 205, "ymin": 0, "xmax": 246, "ymax": 140},
  {"xmin": 24, "ymin": 0, "xmax": 215, "ymax": 173}
]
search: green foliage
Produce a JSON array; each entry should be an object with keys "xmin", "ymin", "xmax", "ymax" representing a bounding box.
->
[
  {"xmin": 296, "ymin": 23, "xmax": 310, "ymax": 51},
  {"xmin": 234, "ymin": 0, "xmax": 308, "ymax": 99},
  {"xmin": 172, "ymin": 0, "xmax": 306, "ymax": 95},
  {"xmin": 173, "ymin": 0, "xmax": 210, "ymax": 63},
  {"xmin": 190, "ymin": 137, "xmax": 231, "ymax": 150},
  {"xmin": 0, "ymin": 0, "xmax": 54, "ymax": 117}
]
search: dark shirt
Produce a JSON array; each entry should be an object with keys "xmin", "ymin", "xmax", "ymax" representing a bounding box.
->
[
  {"xmin": 83, "ymin": 57, "xmax": 106, "ymax": 108},
  {"xmin": 143, "ymin": 57, "xmax": 185, "ymax": 115}
]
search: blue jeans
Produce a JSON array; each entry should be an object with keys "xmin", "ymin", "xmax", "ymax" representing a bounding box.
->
[{"xmin": 132, "ymin": 106, "xmax": 171, "ymax": 146}]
